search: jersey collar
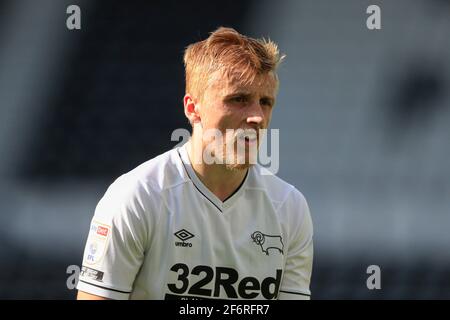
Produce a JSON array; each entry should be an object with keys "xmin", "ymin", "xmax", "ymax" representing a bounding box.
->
[{"xmin": 177, "ymin": 143, "xmax": 249, "ymax": 213}]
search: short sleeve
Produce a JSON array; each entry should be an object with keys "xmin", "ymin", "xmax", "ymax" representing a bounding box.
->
[
  {"xmin": 76, "ymin": 177, "xmax": 150, "ymax": 299},
  {"xmin": 278, "ymin": 190, "xmax": 314, "ymax": 300}
]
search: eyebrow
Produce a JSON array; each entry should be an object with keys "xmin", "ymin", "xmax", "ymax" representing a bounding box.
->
[
  {"xmin": 224, "ymin": 92, "xmax": 275, "ymax": 102},
  {"xmin": 224, "ymin": 91, "xmax": 251, "ymax": 98}
]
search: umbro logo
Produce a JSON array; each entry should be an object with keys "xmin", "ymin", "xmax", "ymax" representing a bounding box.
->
[{"xmin": 174, "ymin": 229, "xmax": 195, "ymax": 248}]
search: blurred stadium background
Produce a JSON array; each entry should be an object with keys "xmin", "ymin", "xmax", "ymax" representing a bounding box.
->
[{"xmin": 0, "ymin": 0, "xmax": 449, "ymax": 299}]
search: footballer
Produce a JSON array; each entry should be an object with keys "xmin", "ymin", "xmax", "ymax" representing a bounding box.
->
[{"xmin": 76, "ymin": 27, "xmax": 313, "ymax": 300}]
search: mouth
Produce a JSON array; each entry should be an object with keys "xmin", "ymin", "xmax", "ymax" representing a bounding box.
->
[
  {"xmin": 233, "ymin": 129, "xmax": 259, "ymax": 146},
  {"xmin": 239, "ymin": 134, "xmax": 258, "ymax": 145}
]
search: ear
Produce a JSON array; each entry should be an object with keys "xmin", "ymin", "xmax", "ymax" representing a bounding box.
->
[{"xmin": 183, "ymin": 94, "xmax": 201, "ymax": 125}]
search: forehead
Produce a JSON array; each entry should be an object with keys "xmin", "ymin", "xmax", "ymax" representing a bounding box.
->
[{"xmin": 208, "ymin": 70, "xmax": 278, "ymax": 97}]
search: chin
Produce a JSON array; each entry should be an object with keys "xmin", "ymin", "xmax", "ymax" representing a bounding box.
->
[
  {"xmin": 222, "ymin": 143, "xmax": 259, "ymax": 171},
  {"xmin": 225, "ymin": 162, "xmax": 254, "ymax": 172}
]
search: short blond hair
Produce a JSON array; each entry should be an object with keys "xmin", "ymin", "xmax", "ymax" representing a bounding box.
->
[{"xmin": 183, "ymin": 27, "xmax": 284, "ymax": 102}]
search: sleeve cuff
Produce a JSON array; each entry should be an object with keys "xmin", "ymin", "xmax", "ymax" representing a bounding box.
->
[
  {"xmin": 278, "ymin": 289, "xmax": 311, "ymax": 300},
  {"xmin": 76, "ymin": 279, "xmax": 131, "ymax": 300}
]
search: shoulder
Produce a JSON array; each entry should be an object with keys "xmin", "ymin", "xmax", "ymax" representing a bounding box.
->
[
  {"xmin": 122, "ymin": 147, "xmax": 186, "ymax": 191},
  {"xmin": 95, "ymin": 148, "xmax": 185, "ymax": 219},
  {"xmin": 249, "ymin": 165, "xmax": 308, "ymax": 209},
  {"xmin": 249, "ymin": 165, "xmax": 312, "ymax": 229},
  {"xmin": 110, "ymin": 147, "xmax": 185, "ymax": 194}
]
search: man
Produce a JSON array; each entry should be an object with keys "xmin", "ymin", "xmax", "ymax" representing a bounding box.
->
[{"xmin": 77, "ymin": 27, "xmax": 313, "ymax": 300}]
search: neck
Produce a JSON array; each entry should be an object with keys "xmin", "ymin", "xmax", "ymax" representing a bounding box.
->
[{"xmin": 186, "ymin": 139, "xmax": 248, "ymax": 202}]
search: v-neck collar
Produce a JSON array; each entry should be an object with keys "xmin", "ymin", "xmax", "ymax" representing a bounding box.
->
[{"xmin": 177, "ymin": 143, "xmax": 249, "ymax": 213}]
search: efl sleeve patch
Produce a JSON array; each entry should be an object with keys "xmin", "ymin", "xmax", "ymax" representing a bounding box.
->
[{"xmin": 84, "ymin": 220, "xmax": 111, "ymax": 266}]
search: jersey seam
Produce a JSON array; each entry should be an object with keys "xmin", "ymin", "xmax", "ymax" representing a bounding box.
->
[
  {"xmin": 79, "ymin": 279, "xmax": 131, "ymax": 294},
  {"xmin": 176, "ymin": 148, "xmax": 224, "ymax": 213},
  {"xmin": 144, "ymin": 190, "xmax": 168, "ymax": 256},
  {"xmin": 140, "ymin": 177, "xmax": 188, "ymax": 196},
  {"xmin": 279, "ymin": 289, "xmax": 311, "ymax": 297},
  {"xmin": 275, "ymin": 186, "xmax": 298, "ymax": 275},
  {"xmin": 137, "ymin": 179, "xmax": 188, "ymax": 253}
]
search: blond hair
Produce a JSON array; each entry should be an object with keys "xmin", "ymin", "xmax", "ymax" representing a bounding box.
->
[{"xmin": 183, "ymin": 27, "xmax": 284, "ymax": 102}]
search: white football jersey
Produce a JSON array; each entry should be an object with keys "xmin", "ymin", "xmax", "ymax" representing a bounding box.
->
[{"xmin": 77, "ymin": 143, "xmax": 313, "ymax": 300}]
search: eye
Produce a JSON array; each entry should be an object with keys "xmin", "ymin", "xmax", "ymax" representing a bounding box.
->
[
  {"xmin": 231, "ymin": 96, "xmax": 247, "ymax": 103},
  {"xmin": 260, "ymin": 98, "xmax": 273, "ymax": 107}
]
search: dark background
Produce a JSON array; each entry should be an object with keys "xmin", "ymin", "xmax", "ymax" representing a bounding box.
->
[{"xmin": 0, "ymin": 0, "xmax": 449, "ymax": 299}]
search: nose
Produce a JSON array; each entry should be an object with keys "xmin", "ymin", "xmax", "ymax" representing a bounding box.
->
[
  {"xmin": 246, "ymin": 102, "xmax": 264, "ymax": 126},
  {"xmin": 247, "ymin": 115, "xmax": 263, "ymax": 125}
]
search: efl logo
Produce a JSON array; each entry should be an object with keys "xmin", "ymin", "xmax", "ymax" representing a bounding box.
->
[{"xmin": 97, "ymin": 226, "xmax": 109, "ymax": 237}]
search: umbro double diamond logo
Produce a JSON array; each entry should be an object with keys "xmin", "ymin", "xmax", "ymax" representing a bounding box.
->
[{"xmin": 174, "ymin": 229, "xmax": 195, "ymax": 247}]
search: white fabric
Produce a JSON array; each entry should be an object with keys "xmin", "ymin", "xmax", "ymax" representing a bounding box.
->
[{"xmin": 77, "ymin": 143, "xmax": 313, "ymax": 300}]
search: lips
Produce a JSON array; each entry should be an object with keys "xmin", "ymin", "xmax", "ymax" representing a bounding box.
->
[{"xmin": 237, "ymin": 129, "xmax": 258, "ymax": 142}]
